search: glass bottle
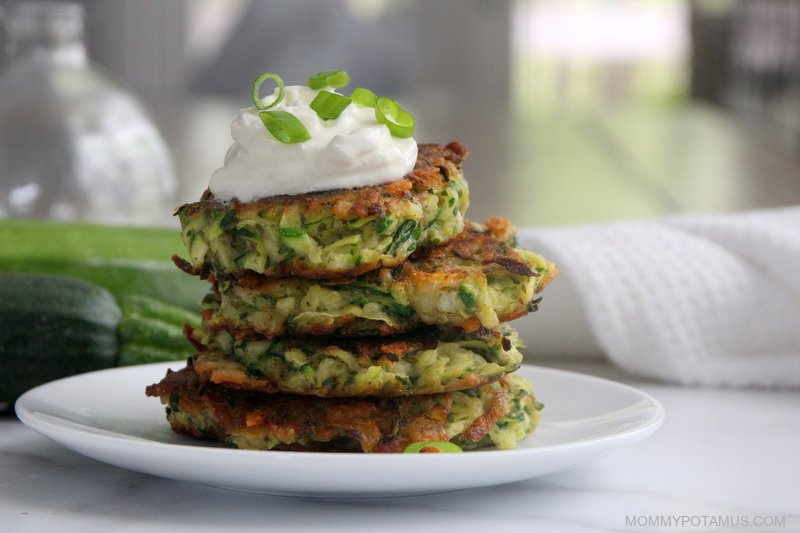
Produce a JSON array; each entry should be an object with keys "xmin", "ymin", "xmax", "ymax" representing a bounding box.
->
[{"xmin": 0, "ymin": 1, "xmax": 176, "ymax": 225}]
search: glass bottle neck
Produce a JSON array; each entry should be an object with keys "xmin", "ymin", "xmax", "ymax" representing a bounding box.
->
[{"xmin": 4, "ymin": 2, "xmax": 88, "ymax": 66}]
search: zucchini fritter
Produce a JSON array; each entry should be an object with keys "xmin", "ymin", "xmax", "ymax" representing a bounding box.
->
[
  {"xmin": 202, "ymin": 217, "xmax": 559, "ymax": 338},
  {"xmin": 190, "ymin": 324, "xmax": 524, "ymax": 397},
  {"xmin": 177, "ymin": 142, "xmax": 469, "ymax": 280},
  {"xmin": 145, "ymin": 362, "xmax": 541, "ymax": 453}
]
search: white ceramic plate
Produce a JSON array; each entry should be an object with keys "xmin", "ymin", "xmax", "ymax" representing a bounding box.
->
[{"xmin": 15, "ymin": 362, "xmax": 663, "ymax": 497}]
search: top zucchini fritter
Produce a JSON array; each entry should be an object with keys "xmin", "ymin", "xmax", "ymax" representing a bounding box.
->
[
  {"xmin": 202, "ymin": 217, "xmax": 559, "ymax": 338},
  {"xmin": 177, "ymin": 142, "xmax": 470, "ymax": 280}
]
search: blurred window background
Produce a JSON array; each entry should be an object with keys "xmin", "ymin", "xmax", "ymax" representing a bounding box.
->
[{"xmin": 2, "ymin": 0, "xmax": 800, "ymax": 227}]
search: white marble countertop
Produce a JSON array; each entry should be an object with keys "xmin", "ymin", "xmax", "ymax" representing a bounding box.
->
[{"xmin": 2, "ymin": 359, "xmax": 799, "ymax": 533}]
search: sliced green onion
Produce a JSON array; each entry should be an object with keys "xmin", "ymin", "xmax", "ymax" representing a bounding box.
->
[
  {"xmin": 307, "ymin": 70, "xmax": 350, "ymax": 90},
  {"xmin": 375, "ymin": 97, "xmax": 415, "ymax": 138},
  {"xmin": 258, "ymin": 111, "xmax": 311, "ymax": 144},
  {"xmin": 403, "ymin": 441, "xmax": 463, "ymax": 454},
  {"xmin": 251, "ymin": 72, "xmax": 285, "ymax": 110},
  {"xmin": 350, "ymin": 87, "xmax": 377, "ymax": 108},
  {"xmin": 310, "ymin": 90, "xmax": 352, "ymax": 120}
]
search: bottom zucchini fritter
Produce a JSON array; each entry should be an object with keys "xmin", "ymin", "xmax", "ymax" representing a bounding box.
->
[{"xmin": 145, "ymin": 362, "xmax": 541, "ymax": 453}]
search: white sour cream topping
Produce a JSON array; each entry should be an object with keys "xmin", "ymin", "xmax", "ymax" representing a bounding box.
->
[{"xmin": 209, "ymin": 85, "xmax": 418, "ymax": 201}]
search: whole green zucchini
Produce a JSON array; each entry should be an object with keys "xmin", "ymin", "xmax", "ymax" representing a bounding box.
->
[
  {"xmin": 0, "ymin": 273, "xmax": 199, "ymax": 412},
  {"xmin": 0, "ymin": 218, "xmax": 206, "ymax": 310}
]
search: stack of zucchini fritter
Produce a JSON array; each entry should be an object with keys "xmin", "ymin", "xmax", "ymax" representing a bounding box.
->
[{"xmin": 147, "ymin": 142, "xmax": 558, "ymax": 453}]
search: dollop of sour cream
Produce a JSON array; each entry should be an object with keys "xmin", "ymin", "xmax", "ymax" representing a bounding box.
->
[{"xmin": 209, "ymin": 85, "xmax": 418, "ymax": 201}]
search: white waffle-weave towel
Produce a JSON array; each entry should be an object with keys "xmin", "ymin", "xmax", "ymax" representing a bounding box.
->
[{"xmin": 515, "ymin": 206, "xmax": 800, "ymax": 387}]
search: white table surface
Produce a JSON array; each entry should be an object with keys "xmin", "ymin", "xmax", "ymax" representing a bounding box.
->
[{"xmin": 2, "ymin": 359, "xmax": 799, "ymax": 533}]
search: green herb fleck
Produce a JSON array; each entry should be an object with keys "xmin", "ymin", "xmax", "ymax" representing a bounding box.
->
[
  {"xmin": 407, "ymin": 223, "xmax": 422, "ymax": 252},
  {"xmin": 376, "ymin": 216, "xmax": 393, "ymax": 234},
  {"xmin": 245, "ymin": 366, "xmax": 265, "ymax": 378},
  {"xmin": 384, "ymin": 220, "xmax": 417, "ymax": 253},
  {"xmin": 278, "ymin": 227, "xmax": 307, "ymax": 238},
  {"xmin": 234, "ymin": 227, "xmax": 256, "ymax": 238},
  {"xmin": 219, "ymin": 210, "xmax": 237, "ymax": 230},
  {"xmin": 350, "ymin": 246, "xmax": 361, "ymax": 266},
  {"xmin": 386, "ymin": 302, "xmax": 414, "ymax": 321},
  {"xmin": 458, "ymin": 284, "xmax": 478, "ymax": 308},
  {"xmin": 425, "ymin": 208, "xmax": 441, "ymax": 229},
  {"xmin": 340, "ymin": 282, "xmax": 390, "ymax": 297},
  {"xmin": 168, "ymin": 394, "xmax": 181, "ymax": 413}
]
